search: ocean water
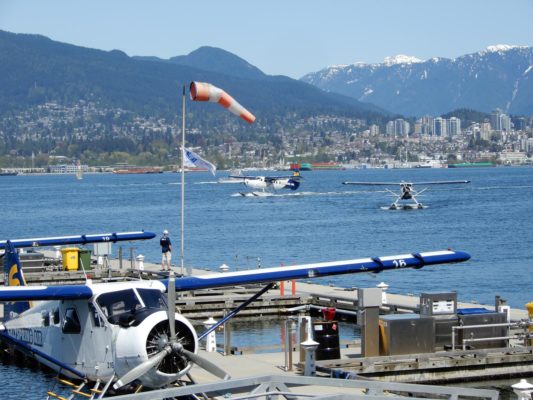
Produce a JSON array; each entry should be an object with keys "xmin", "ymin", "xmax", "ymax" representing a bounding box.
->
[{"xmin": 0, "ymin": 166, "xmax": 532, "ymax": 397}]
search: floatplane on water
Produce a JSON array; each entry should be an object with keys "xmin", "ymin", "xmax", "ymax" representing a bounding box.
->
[
  {"xmin": 230, "ymin": 170, "xmax": 302, "ymax": 196},
  {"xmin": 343, "ymin": 180, "xmax": 470, "ymax": 210}
]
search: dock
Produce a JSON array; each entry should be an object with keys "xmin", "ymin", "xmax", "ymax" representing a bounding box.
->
[{"xmin": 1, "ymin": 249, "xmax": 532, "ymax": 391}]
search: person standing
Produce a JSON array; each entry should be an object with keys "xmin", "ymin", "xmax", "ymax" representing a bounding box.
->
[{"xmin": 160, "ymin": 230, "xmax": 172, "ymax": 271}]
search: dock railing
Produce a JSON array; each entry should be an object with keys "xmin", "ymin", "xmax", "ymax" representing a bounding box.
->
[
  {"xmin": 451, "ymin": 321, "xmax": 532, "ymax": 350},
  {"xmin": 107, "ymin": 374, "xmax": 500, "ymax": 400}
]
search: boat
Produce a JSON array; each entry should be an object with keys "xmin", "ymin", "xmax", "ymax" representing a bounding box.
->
[
  {"xmin": 290, "ymin": 163, "xmax": 312, "ymax": 171},
  {"xmin": 448, "ymin": 162, "xmax": 495, "ymax": 168},
  {"xmin": 0, "ymin": 171, "xmax": 18, "ymax": 176},
  {"xmin": 311, "ymin": 162, "xmax": 344, "ymax": 170},
  {"xmin": 113, "ymin": 167, "xmax": 163, "ymax": 174}
]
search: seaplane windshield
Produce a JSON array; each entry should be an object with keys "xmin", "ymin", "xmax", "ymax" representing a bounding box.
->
[{"xmin": 96, "ymin": 288, "xmax": 165, "ymax": 325}]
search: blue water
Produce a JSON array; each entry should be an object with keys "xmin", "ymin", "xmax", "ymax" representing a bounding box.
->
[{"xmin": 0, "ymin": 167, "xmax": 532, "ymax": 396}]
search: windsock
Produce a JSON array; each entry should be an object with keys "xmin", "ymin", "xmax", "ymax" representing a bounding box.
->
[{"xmin": 190, "ymin": 81, "xmax": 255, "ymax": 124}]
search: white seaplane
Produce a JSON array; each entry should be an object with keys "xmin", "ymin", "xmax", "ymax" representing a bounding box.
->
[
  {"xmin": 342, "ymin": 180, "xmax": 470, "ymax": 210},
  {"xmin": 0, "ymin": 230, "xmax": 470, "ymax": 397},
  {"xmin": 230, "ymin": 170, "xmax": 302, "ymax": 196}
]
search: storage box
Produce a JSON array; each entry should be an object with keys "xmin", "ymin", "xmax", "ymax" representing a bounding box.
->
[{"xmin": 379, "ymin": 314, "xmax": 435, "ymax": 355}]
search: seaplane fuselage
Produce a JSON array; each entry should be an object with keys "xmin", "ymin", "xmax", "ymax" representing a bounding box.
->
[{"xmin": 2, "ymin": 280, "xmax": 198, "ymax": 389}]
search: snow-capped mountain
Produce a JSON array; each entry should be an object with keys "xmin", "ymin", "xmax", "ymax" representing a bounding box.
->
[{"xmin": 301, "ymin": 45, "xmax": 533, "ymax": 116}]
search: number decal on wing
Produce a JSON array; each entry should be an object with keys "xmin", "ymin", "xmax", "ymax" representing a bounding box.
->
[{"xmin": 392, "ymin": 259, "xmax": 406, "ymax": 268}]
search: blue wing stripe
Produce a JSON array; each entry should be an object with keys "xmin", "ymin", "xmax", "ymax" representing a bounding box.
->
[
  {"xmin": 170, "ymin": 250, "xmax": 470, "ymax": 291},
  {"xmin": 0, "ymin": 231, "xmax": 155, "ymax": 250},
  {"xmin": 0, "ymin": 285, "xmax": 93, "ymax": 301},
  {"xmin": 0, "ymin": 332, "xmax": 86, "ymax": 378}
]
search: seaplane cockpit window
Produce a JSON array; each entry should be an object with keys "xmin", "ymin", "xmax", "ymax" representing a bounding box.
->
[
  {"xmin": 137, "ymin": 288, "xmax": 167, "ymax": 310},
  {"xmin": 88, "ymin": 303, "xmax": 104, "ymax": 327},
  {"xmin": 41, "ymin": 311, "xmax": 50, "ymax": 327},
  {"xmin": 62, "ymin": 308, "xmax": 81, "ymax": 334},
  {"xmin": 96, "ymin": 289, "xmax": 142, "ymax": 325}
]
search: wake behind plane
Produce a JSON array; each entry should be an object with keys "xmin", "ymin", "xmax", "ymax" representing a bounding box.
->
[
  {"xmin": 230, "ymin": 170, "xmax": 302, "ymax": 196},
  {"xmin": 342, "ymin": 180, "xmax": 470, "ymax": 210},
  {"xmin": 0, "ymin": 230, "xmax": 470, "ymax": 397}
]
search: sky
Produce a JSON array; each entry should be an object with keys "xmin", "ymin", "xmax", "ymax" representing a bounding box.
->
[{"xmin": 1, "ymin": 0, "xmax": 532, "ymax": 79}]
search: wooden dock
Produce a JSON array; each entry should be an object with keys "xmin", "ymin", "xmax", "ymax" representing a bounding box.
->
[{"xmin": 1, "ymin": 252, "xmax": 532, "ymax": 386}]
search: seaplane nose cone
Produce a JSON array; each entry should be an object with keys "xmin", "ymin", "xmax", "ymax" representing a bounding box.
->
[{"xmin": 156, "ymin": 335, "xmax": 169, "ymax": 351}]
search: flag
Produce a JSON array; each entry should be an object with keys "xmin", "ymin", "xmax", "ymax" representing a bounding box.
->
[
  {"xmin": 183, "ymin": 147, "xmax": 217, "ymax": 176},
  {"xmin": 190, "ymin": 81, "xmax": 255, "ymax": 124}
]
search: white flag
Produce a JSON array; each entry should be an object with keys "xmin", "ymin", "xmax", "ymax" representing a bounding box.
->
[{"xmin": 183, "ymin": 147, "xmax": 217, "ymax": 176}]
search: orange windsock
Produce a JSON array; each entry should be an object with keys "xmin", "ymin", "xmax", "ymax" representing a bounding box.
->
[{"xmin": 189, "ymin": 81, "xmax": 255, "ymax": 124}]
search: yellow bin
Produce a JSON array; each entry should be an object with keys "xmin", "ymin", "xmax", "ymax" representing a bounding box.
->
[
  {"xmin": 61, "ymin": 247, "xmax": 79, "ymax": 271},
  {"xmin": 526, "ymin": 302, "xmax": 533, "ymax": 346}
]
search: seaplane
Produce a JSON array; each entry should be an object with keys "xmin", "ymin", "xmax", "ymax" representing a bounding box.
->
[
  {"xmin": 0, "ymin": 230, "xmax": 470, "ymax": 397},
  {"xmin": 230, "ymin": 170, "xmax": 302, "ymax": 196},
  {"xmin": 342, "ymin": 180, "xmax": 470, "ymax": 210}
]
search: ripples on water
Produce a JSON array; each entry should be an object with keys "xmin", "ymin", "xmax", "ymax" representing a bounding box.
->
[{"xmin": 0, "ymin": 167, "xmax": 532, "ymax": 396}]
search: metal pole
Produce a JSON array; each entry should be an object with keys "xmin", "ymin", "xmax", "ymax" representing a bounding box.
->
[{"xmin": 181, "ymin": 85, "xmax": 186, "ymax": 276}]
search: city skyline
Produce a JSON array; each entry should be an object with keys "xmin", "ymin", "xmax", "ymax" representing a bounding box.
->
[{"xmin": 1, "ymin": 0, "xmax": 532, "ymax": 78}]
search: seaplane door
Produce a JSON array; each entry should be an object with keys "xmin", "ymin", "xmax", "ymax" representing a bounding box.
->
[{"xmin": 54, "ymin": 300, "xmax": 113, "ymax": 377}]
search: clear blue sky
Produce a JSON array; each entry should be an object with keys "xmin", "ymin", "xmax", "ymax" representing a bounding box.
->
[{"xmin": 1, "ymin": 0, "xmax": 532, "ymax": 78}]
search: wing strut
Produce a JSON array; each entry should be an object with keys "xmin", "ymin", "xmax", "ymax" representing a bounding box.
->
[{"xmin": 198, "ymin": 282, "xmax": 275, "ymax": 341}]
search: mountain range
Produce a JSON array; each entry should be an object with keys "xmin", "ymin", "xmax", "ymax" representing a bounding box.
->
[
  {"xmin": 1, "ymin": 29, "xmax": 531, "ymax": 127},
  {"xmin": 0, "ymin": 30, "xmax": 386, "ymax": 129},
  {"xmin": 301, "ymin": 45, "xmax": 533, "ymax": 117}
]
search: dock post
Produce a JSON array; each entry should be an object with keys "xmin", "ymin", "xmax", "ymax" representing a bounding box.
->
[
  {"xmin": 358, "ymin": 288, "xmax": 382, "ymax": 357},
  {"xmin": 136, "ymin": 254, "xmax": 145, "ymax": 271},
  {"xmin": 118, "ymin": 246, "xmax": 123, "ymax": 270},
  {"xmin": 223, "ymin": 311, "xmax": 232, "ymax": 355},
  {"xmin": 284, "ymin": 318, "xmax": 295, "ymax": 371},
  {"xmin": 298, "ymin": 316, "xmax": 312, "ymax": 362},
  {"xmin": 203, "ymin": 317, "xmax": 217, "ymax": 352},
  {"xmin": 301, "ymin": 338, "xmax": 319, "ymax": 376},
  {"xmin": 512, "ymin": 379, "xmax": 533, "ymax": 400}
]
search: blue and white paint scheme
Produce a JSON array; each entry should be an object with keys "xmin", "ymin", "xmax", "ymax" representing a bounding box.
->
[
  {"xmin": 230, "ymin": 170, "xmax": 302, "ymax": 196},
  {"xmin": 0, "ymin": 230, "xmax": 470, "ymax": 395}
]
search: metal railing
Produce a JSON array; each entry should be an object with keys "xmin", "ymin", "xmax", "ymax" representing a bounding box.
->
[{"xmin": 451, "ymin": 321, "xmax": 531, "ymax": 350}]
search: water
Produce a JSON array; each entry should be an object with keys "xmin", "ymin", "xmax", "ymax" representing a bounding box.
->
[{"xmin": 1, "ymin": 166, "xmax": 532, "ymax": 397}]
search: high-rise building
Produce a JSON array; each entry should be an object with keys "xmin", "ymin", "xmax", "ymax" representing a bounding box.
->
[
  {"xmin": 490, "ymin": 109, "xmax": 512, "ymax": 132},
  {"xmin": 369, "ymin": 124, "xmax": 380, "ymax": 136},
  {"xmin": 433, "ymin": 117, "xmax": 447, "ymax": 137},
  {"xmin": 448, "ymin": 117, "xmax": 462, "ymax": 137},
  {"xmin": 394, "ymin": 119, "xmax": 410, "ymax": 137}
]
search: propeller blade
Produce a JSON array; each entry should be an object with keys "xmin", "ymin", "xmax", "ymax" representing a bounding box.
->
[
  {"xmin": 113, "ymin": 346, "xmax": 170, "ymax": 390},
  {"xmin": 183, "ymin": 349, "xmax": 230, "ymax": 380},
  {"xmin": 168, "ymin": 271, "xmax": 176, "ymax": 340}
]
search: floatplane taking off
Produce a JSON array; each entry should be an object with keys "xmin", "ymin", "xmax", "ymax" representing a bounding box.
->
[
  {"xmin": 342, "ymin": 180, "xmax": 471, "ymax": 210},
  {"xmin": 230, "ymin": 170, "xmax": 302, "ymax": 196},
  {"xmin": 0, "ymin": 230, "xmax": 470, "ymax": 397}
]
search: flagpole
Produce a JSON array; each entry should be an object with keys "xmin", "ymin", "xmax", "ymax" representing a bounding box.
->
[{"xmin": 180, "ymin": 85, "xmax": 186, "ymax": 276}]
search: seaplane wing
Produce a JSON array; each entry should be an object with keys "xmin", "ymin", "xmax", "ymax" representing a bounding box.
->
[
  {"xmin": 343, "ymin": 180, "xmax": 470, "ymax": 186},
  {"xmin": 169, "ymin": 250, "xmax": 470, "ymax": 291},
  {"xmin": 343, "ymin": 180, "xmax": 470, "ymax": 210},
  {"xmin": 0, "ymin": 230, "xmax": 156, "ymax": 250},
  {"xmin": 0, "ymin": 230, "xmax": 470, "ymax": 395}
]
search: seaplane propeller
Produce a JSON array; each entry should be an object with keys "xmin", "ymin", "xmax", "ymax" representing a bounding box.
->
[{"xmin": 113, "ymin": 272, "xmax": 229, "ymax": 390}]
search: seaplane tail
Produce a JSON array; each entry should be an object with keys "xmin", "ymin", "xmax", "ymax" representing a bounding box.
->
[{"xmin": 3, "ymin": 241, "xmax": 31, "ymax": 320}]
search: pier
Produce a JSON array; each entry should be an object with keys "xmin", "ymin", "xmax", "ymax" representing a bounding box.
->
[{"xmin": 1, "ymin": 249, "xmax": 532, "ymax": 390}]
